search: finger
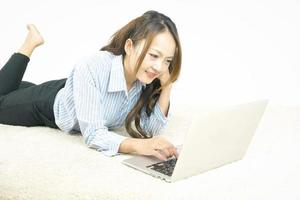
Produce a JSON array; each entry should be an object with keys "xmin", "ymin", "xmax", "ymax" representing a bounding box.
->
[
  {"xmin": 171, "ymin": 147, "xmax": 179, "ymax": 159},
  {"xmin": 156, "ymin": 144, "xmax": 176, "ymax": 158},
  {"xmin": 169, "ymin": 144, "xmax": 179, "ymax": 158},
  {"xmin": 158, "ymin": 148, "xmax": 173, "ymax": 159},
  {"xmin": 152, "ymin": 150, "xmax": 168, "ymax": 161},
  {"xmin": 166, "ymin": 147, "xmax": 178, "ymax": 159},
  {"xmin": 154, "ymin": 138, "xmax": 176, "ymax": 158},
  {"xmin": 174, "ymin": 148, "xmax": 179, "ymax": 158}
]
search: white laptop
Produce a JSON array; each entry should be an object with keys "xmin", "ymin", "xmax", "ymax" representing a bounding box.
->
[{"xmin": 122, "ymin": 100, "xmax": 268, "ymax": 182}]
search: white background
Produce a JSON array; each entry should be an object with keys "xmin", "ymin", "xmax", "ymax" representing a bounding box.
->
[
  {"xmin": 0, "ymin": 0, "xmax": 299, "ymax": 107},
  {"xmin": 0, "ymin": 1, "xmax": 299, "ymax": 199}
]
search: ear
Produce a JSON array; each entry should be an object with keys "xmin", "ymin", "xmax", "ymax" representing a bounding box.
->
[{"xmin": 124, "ymin": 39, "xmax": 134, "ymax": 56}]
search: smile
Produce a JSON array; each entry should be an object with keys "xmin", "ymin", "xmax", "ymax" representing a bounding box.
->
[{"xmin": 145, "ymin": 70, "xmax": 158, "ymax": 79}]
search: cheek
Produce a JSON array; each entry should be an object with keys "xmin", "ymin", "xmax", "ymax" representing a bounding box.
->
[
  {"xmin": 136, "ymin": 66, "xmax": 147, "ymax": 79},
  {"xmin": 129, "ymin": 57, "xmax": 137, "ymax": 69},
  {"xmin": 136, "ymin": 65, "xmax": 155, "ymax": 83}
]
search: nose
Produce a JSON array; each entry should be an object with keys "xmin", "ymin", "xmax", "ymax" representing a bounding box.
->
[{"xmin": 152, "ymin": 60, "xmax": 163, "ymax": 72}]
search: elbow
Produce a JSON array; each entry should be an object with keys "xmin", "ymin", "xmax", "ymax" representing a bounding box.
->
[{"xmin": 84, "ymin": 134, "xmax": 96, "ymax": 147}]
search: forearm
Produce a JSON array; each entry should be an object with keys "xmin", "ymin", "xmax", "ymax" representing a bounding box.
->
[
  {"xmin": 158, "ymin": 84, "xmax": 172, "ymax": 117},
  {"xmin": 118, "ymin": 85, "xmax": 173, "ymax": 155}
]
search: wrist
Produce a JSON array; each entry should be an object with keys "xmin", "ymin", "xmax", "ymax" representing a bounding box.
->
[
  {"xmin": 119, "ymin": 138, "xmax": 140, "ymax": 154},
  {"xmin": 161, "ymin": 82, "xmax": 172, "ymax": 90}
]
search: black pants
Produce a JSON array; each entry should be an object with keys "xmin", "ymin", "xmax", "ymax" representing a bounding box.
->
[{"xmin": 0, "ymin": 53, "xmax": 66, "ymax": 129}]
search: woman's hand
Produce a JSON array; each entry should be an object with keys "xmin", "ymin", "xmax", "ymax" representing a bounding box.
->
[
  {"xmin": 119, "ymin": 137, "xmax": 179, "ymax": 161},
  {"xmin": 158, "ymin": 69, "xmax": 171, "ymax": 86},
  {"xmin": 134, "ymin": 136, "xmax": 179, "ymax": 161}
]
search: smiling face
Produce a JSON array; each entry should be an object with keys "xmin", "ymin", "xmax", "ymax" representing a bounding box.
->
[{"xmin": 124, "ymin": 30, "xmax": 176, "ymax": 85}]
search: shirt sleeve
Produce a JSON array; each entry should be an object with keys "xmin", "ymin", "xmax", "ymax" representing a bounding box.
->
[
  {"xmin": 139, "ymin": 101, "xmax": 171, "ymax": 137},
  {"xmin": 72, "ymin": 62, "xmax": 127, "ymax": 156}
]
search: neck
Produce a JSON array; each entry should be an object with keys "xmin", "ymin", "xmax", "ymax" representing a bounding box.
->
[{"xmin": 123, "ymin": 55, "xmax": 137, "ymax": 91}]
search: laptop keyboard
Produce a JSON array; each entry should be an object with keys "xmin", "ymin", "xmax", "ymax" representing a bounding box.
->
[{"xmin": 146, "ymin": 158, "xmax": 177, "ymax": 176}]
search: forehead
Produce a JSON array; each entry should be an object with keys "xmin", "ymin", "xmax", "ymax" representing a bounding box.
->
[{"xmin": 149, "ymin": 31, "xmax": 176, "ymax": 57}]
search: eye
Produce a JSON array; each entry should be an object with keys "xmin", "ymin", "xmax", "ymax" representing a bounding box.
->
[
  {"xmin": 165, "ymin": 60, "xmax": 172, "ymax": 65},
  {"xmin": 149, "ymin": 53, "xmax": 159, "ymax": 58}
]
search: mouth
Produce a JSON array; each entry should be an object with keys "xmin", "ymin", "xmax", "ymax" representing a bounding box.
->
[{"xmin": 145, "ymin": 70, "xmax": 159, "ymax": 79}]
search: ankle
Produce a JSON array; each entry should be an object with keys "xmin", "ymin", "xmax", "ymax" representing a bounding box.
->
[{"xmin": 17, "ymin": 45, "xmax": 34, "ymax": 58}]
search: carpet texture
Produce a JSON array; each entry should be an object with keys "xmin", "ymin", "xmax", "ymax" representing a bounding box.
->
[{"xmin": 0, "ymin": 105, "xmax": 299, "ymax": 200}]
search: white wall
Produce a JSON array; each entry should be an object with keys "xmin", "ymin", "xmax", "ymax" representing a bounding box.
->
[{"xmin": 0, "ymin": 0, "xmax": 299, "ymax": 106}]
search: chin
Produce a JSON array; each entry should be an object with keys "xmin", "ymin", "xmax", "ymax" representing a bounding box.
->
[
  {"xmin": 141, "ymin": 80, "xmax": 152, "ymax": 85},
  {"xmin": 138, "ymin": 76, "xmax": 155, "ymax": 85}
]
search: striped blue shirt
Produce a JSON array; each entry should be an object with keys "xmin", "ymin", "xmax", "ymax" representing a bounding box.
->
[{"xmin": 53, "ymin": 51, "xmax": 169, "ymax": 156}]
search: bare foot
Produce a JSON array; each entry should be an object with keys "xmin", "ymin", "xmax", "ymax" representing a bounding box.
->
[
  {"xmin": 25, "ymin": 24, "xmax": 44, "ymax": 48},
  {"xmin": 18, "ymin": 24, "xmax": 44, "ymax": 57}
]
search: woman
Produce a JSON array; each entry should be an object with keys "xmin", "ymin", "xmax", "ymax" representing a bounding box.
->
[{"xmin": 0, "ymin": 10, "xmax": 181, "ymax": 161}]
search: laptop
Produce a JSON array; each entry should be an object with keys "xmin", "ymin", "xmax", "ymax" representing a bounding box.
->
[{"xmin": 122, "ymin": 100, "xmax": 268, "ymax": 182}]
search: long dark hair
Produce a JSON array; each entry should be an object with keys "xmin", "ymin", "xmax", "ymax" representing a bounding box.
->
[{"xmin": 101, "ymin": 10, "xmax": 182, "ymax": 138}]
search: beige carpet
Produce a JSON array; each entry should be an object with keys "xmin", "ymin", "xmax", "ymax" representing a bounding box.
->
[{"xmin": 0, "ymin": 105, "xmax": 299, "ymax": 200}]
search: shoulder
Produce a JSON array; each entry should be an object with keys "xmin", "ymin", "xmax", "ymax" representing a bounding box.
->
[
  {"xmin": 75, "ymin": 51, "xmax": 114, "ymax": 70},
  {"xmin": 74, "ymin": 51, "xmax": 117, "ymax": 77},
  {"xmin": 73, "ymin": 51, "xmax": 117, "ymax": 87}
]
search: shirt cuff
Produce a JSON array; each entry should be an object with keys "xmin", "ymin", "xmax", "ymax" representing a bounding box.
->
[
  {"xmin": 98, "ymin": 133, "xmax": 128, "ymax": 157},
  {"xmin": 153, "ymin": 102, "xmax": 171, "ymax": 125}
]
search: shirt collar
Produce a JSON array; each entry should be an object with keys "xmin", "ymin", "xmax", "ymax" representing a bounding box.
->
[
  {"xmin": 108, "ymin": 54, "xmax": 146, "ymax": 93},
  {"xmin": 108, "ymin": 54, "xmax": 126, "ymax": 92}
]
